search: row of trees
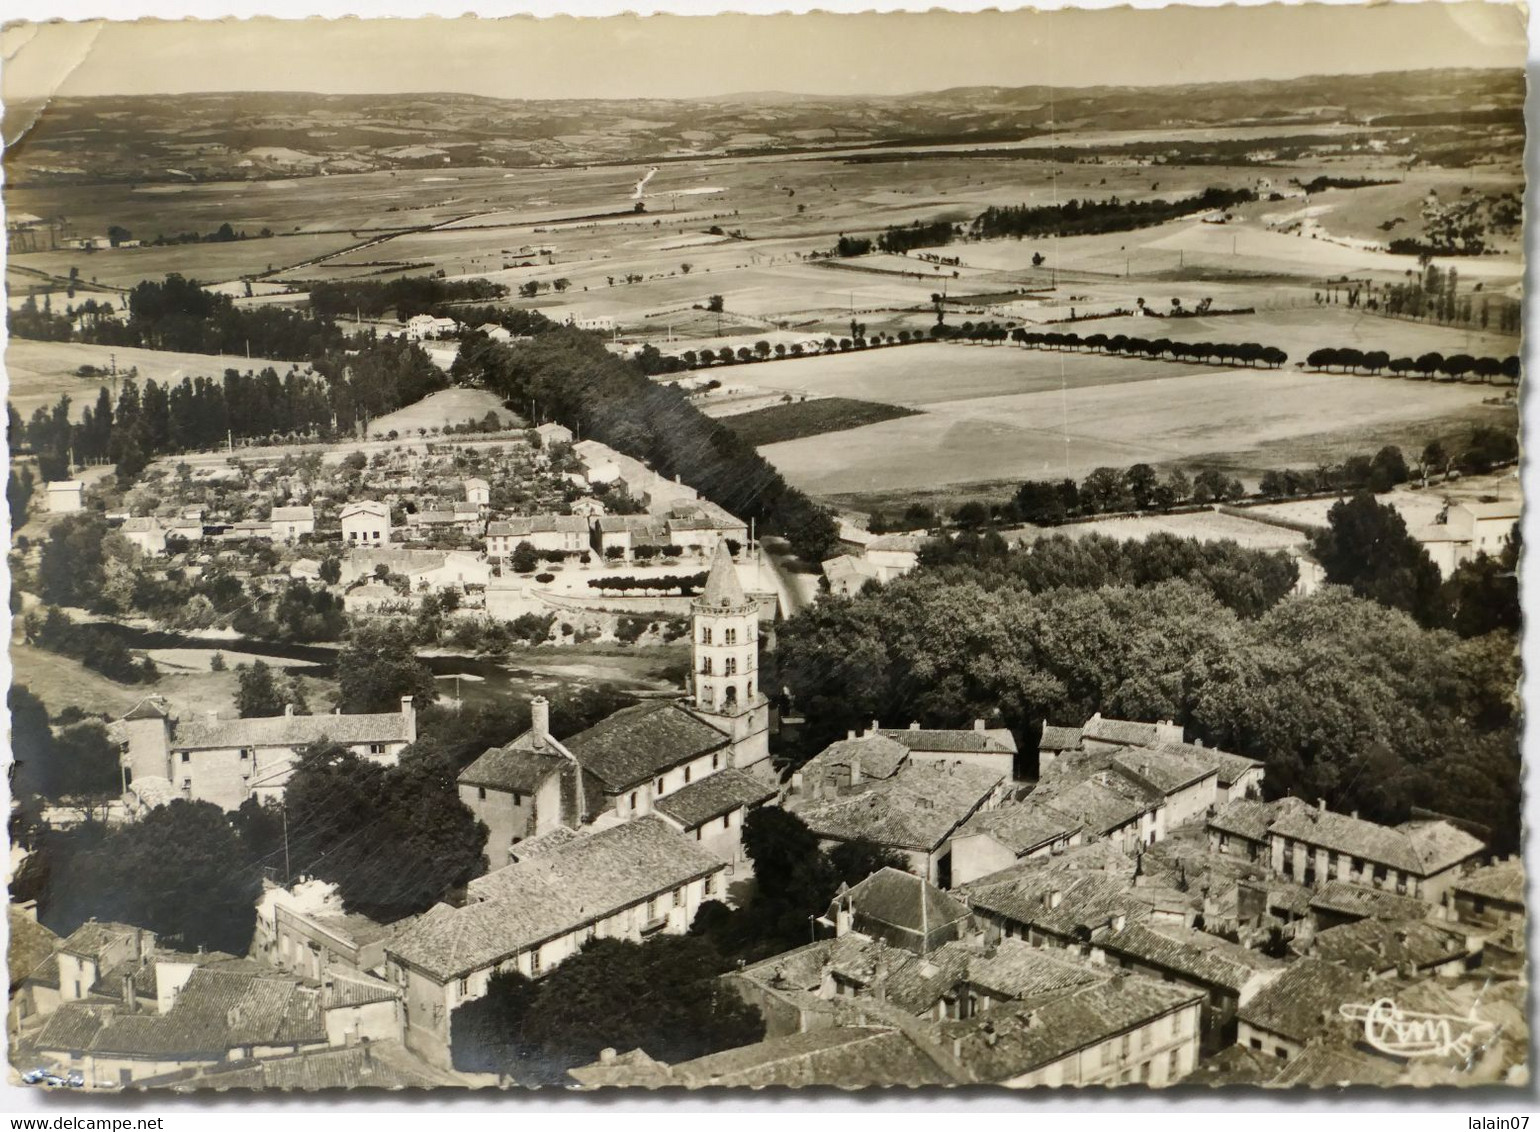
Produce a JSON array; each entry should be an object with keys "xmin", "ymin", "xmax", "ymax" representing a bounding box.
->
[
  {"xmin": 1303, "ymin": 347, "xmax": 1519, "ymax": 383},
  {"xmin": 972, "ymin": 187, "xmax": 1256, "ymax": 241},
  {"xmin": 1011, "ymin": 464, "xmax": 1245, "ymax": 525},
  {"xmin": 14, "ymin": 336, "xmax": 445, "ymax": 481},
  {"xmin": 451, "ymin": 329, "xmax": 838, "ymax": 562},
  {"xmin": 309, "ymin": 276, "xmax": 508, "ymax": 322},
  {"xmin": 586, "ymin": 572, "xmax": 709, "ymax": 597},
  {"xmin": 1011, "ymin": 327, "xmax": 1289, "ymax": 368}
]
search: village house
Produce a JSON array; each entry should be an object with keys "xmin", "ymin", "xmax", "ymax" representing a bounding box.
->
[
  {"xmin": 384, "ymin": 817, "xmax": 729, "ymax": 1069},
  {"xmin": 1305, "ymin": 917, "xmax": 1476, "ymax": 980},
  {"xmin": 1235, "ymin": 957, "xmax": 1367, "ymax": 1063},
  {"xmin": 112, "ymin": 695, "xmax": 417, "ymax": 813},
  {"xmin": 130, "ymin": 1038, "xmax": 454, "ymax": 1091},
  {"xmin": 16, "ymin": 921, "xmax": 154, "ymax": 1025},
  {"xmin": 253, "ymin": 878, "xmax": 412, "ymax": 983},
  {"xmin": 533, "ymin": 422, "xmax": 574, "ymax": 447},
  {"xmin": 1262, "ymin": 802, "xmax": 1483, "ymax": 902},
  {"xmin": 1090, "ymin": 921, "xmax": 1286, "ymax": 1052},
  {"xmin": 342, "ymin": 548, "xmax": 490, "ymax": 593},
  {"xmin": 340, "ymin": 500, "xmax": 391, "ymax": 547},
  {"xmin": 562, "ymin": 701, "xmax": 735, "ymax": 823},
  {"xmin": 120, "ymin": 517, "xmax": 169, "ymax": 557},
  {"xmin": 44, "ymin": 479, "xmax": 85, "ymax": 513},
  {"xmin": 1414, "ymin": 498, "xmax": 1520, "ymax": 578},
  {"xmin": 938, "ymin": 974, "xmax": 1204, "ymax": 1088},
  {"xmin": 270, "ymin": 505, "xmax": 316, "ymax": 542},
  {"xmin": 788, "ymin": 750, "xmax": 1008, "ymax": 887},
  {"xmin": 591, "ymin": 514, "xmax": 668, "ymax": 559},
  {"xmin": 1207, "ymin": 797, "xmax": 1316, "ymax": 862},
  {"xmin": 402, "ymin": 314, "xmax": 459, "ymax": 341},
  {"xmin": 456, "ymin": 696, "xmax": 581, "ymax": 866},
  {"xmin": 570, "ymin": 1026, "xmax": 951, "ymax": 1090},
  {"xmin": 872, "ymin": 720, "xmax": 1019, "ymax": 776},
  {"xmin": 26, "ymin": 961, "xmax": 391, "ymax": 1089},
  {"xmin": 1306, "ymin": 880, "xmax": 1433, "ymax": 932},
  {"xmin": 1445, "ymin": 857, "xmax": 1524, "ymax": 930},
  {"xmin": 652, "ymin": 768, "xmax": 778, "ymax": 864},
  {"xmin": 484, "ymin": 514, "xmax": 590, "ymax": 557},
  {"xmin": 946, "ymin": 803, "xmax": 1085, "ymax": 887},
  {"xmin": 462, "ymin": 477, "xmax": 490, "ymax": 507},
  {"xmin": 664, "ymin": 505, "xmax": 749, "ymax": 557}
]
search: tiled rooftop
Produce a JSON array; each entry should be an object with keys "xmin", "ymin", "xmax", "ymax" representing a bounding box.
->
[
  {"xmin": 652, "ymin": 768, "xmax": 776, "ymax": 829},
  {"xmin": 563, "ymin": 701, "xmax": 729, "ymax": 791},
  {"xmin": 392, "ymin": 818, "xmax": 724, "ymax": 981}
]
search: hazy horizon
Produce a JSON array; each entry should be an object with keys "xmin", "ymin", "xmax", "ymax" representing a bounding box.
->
[{"xmin": 3, "ymin": 4, "xmax": 1526, "ymax": 104}]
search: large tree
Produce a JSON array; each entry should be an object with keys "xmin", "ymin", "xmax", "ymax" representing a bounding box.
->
[
  {"xmin": 1309, "ymin": 492, "xmax": 1446, "ymax": 627},
  {"xmin": 334, "ymin": 621, "xmax": 438, "ymax": 713},
  {"xmin": 282, "ymin": 741, "xmax": 487, "ymax": 917},
  {"xmin": 235, "ymin": 659, "xmax": 287, "ymax": 717},
  {"xmin": 48, "ymin": 799, "xmax": 260, "ymax": 952},
  {"xmin": 450, "ymin": 935, "xmax": 763, "ymax": 1083}
]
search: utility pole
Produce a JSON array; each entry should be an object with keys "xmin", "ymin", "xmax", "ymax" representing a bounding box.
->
[{"xmin": 282, "ymin": 807, "xmax": 291, "ymax": 884}]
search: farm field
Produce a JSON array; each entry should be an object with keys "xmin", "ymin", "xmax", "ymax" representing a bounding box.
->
[
  {"xmin": 365, "ymin": 388, "xmax": 522, "ymax": 438},
  {"xmin": 718, "ymin": 396, "xmax": 918, "ymax": 447},
  {"xmin": 1004, "ymin": 508, "xmax": 1312, "ymax": 553},
  {"xmin": 5, "ymin": 339, "xmax": 294, "ymax": 422},
  {"xmin": 754, "ymin": 346, "xmax": 1506, "ymax": 497},
  {"xmin": 9, "ymin": 231, "xmax": 369, "ymax": 290}
]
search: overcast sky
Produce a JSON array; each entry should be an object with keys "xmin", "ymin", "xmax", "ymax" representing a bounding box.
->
[{"xmin": 2, "ymin": 2, "xmax": 1527, "ymax": 103}]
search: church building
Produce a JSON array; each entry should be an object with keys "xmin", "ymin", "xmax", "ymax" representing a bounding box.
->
[{"xmin": 458, "ymin": 541, "xmax": 775, "ymax": 861}]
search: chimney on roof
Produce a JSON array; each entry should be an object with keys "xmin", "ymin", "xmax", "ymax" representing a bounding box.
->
[
  {"xmin": 531, "ymin": 696, "xmax": 550, "ymax": 744},
  {"xmin": 1194, "ymin": 739, "xmax": 1203, "ymax": 749},
  {"xmin": 868, "ymin": 719, "xmax": 879, "ymax": 735},
  {"xmin": 122, "ymin": 971, "xmax": 137, "ymax": 1013},
  {"xmin": 849, "ymin": 756, "xmax": 862, "ymax": 787},
  {"xmin": 401, "ymin": 696, "xmax": 416, "ymax": 743},
  {"xmin": 285, "ymin": 704, "xmax": 295, "ymax": 717},
  {"xmin": 1318, "ymin": 798, "xmax": 1327, "ymax": 813},
  {"xmin": 1352, "ymin": 811, "xmax": 1359, "ymax": 820},
  {"xmin": 599, "ymin": 1047, "xmax": 618, "ymax": 1065},
  {"xmin": 974, "ymin": 719, "xmax": 985, "ymax": 732},
  {"xmin": 910, "ymin": 721, "xmax": 921, "ymax": 731},
  {"xmin": 847, "ymin": 730, "xmax": 857, "ymax": 741}
]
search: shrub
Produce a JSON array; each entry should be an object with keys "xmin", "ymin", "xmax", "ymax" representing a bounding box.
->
[{"xmin": 535, "ymin": 572, "xmax": 556, "ymax": 584}]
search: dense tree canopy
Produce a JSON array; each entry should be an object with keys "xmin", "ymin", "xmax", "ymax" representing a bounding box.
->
[
  {"xmin": 47, "ymin": 799, "xmax": 261, "ymax": 952},
  {"xmin": 451, "ymin": 936, "xmax": 764, "ymax": 1083},
  {"xmin": 777, "ymin": 556, "xmax": 1520, "ymax": 851},
  {"xmin": 334, "ymin": 621, "xmax": 439, "ymax": 713},
  {"xmin": 282, "ymin": 741, "xmax": 487, "ymax": 919}
]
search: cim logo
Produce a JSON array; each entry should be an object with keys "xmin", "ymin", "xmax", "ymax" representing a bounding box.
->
[{"xmin": 1339, "ymin": 998, "xmax": 1499, "ymax": 1062}]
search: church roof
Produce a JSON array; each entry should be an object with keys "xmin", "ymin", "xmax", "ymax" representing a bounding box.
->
[{"xmin": 697, "ymin": 542, "xmax": 748, "ymax": 608}]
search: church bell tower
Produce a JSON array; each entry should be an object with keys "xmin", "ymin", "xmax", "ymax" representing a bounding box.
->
[{"xmin": 689, "ymin": 541, "xmax": 771, "ymax": 769}]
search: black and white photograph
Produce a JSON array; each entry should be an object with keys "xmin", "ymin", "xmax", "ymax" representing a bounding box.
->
[{"xmin": 0, "ymin": 1, "xmax": 1529, "ymax": 1095}]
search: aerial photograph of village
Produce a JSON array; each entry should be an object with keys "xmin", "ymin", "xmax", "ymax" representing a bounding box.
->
[{"xmin": 0, "ymin": 1, "xmax": 1528, "ymax": 1098}]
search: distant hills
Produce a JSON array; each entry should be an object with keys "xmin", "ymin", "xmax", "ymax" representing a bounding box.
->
[{"xmin": 2, "ymin": 67, "xmax": 1522, "ymax": 186}]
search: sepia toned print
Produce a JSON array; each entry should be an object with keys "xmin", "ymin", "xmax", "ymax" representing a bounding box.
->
[{"xmin": 1, "ymin": 3, "xmax": 1526, "ymax": 1092}]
